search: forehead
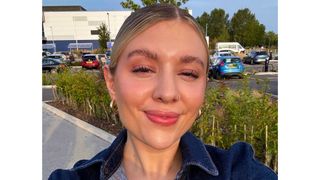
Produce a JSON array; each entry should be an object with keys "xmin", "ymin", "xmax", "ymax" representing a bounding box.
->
[{"xmin": 121, "ymin": 20, "xmax": 207, "ymax": 61}]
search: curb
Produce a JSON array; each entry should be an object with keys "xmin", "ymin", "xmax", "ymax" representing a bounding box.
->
[
  {"xmin": 42, "ymin": 85, "xmax": 56, "ymax": 89},
  {"xmin": 254, "ymin": 72, "xmax": 278, "ymax": 75},
  {"xmin": 270, "ymin": 94, "xmax": 278, "ymax": 99},
  {"xmin": 43, "ymin": 102, "xmax": 116, "ymax": 143}
]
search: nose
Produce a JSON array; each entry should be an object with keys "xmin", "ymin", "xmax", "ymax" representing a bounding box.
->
[{"xmin": 152, "ymin": 71, "xmax": 180, "ymax": 104}]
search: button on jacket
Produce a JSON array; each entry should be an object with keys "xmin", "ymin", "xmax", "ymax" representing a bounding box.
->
[{"xmin": 49, "ymin": 129, "xmax": 277, "ymax": 180}]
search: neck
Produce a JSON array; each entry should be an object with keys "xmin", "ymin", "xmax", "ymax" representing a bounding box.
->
[{"xmin": 123, "ymin": 132, "xmax": 182, "ymax": 180}]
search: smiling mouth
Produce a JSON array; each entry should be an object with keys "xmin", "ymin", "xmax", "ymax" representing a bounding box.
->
[{"xmin": 144, "ymin": 110, "xmax": 180, "ymax": 126}]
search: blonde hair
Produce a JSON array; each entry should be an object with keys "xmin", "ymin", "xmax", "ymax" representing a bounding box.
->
[{"xmin": 109, "ymin": 4, "xmax": 209, "ymax": 75}]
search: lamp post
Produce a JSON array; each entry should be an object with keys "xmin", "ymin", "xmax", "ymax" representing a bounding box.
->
[
  {"xmin": 206, "ymin": 23, "xmax": 208, "ymax": 36},
  {"xmin": 72, "ymin": 17, "xmax": 79, "ymax": 51},
  {"xmin": 107, "ymin": 12, "xmax": 111, "ymax": 49},
  {"xmin": 50, "ymin": 26, "xmax": 56, "ymax": 53}
]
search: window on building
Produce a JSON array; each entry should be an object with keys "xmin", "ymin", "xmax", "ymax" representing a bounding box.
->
[{"xmin": 91, "ymin": 30, "xmax": 99, "ymax": 35}]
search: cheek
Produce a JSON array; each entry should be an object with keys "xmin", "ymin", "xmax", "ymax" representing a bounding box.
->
[
  {"xmin": 114, "ymin": 74, "xmax": 152, "ymax": 109},
  {"xmin": 180, "ymin": 80, "xmax": 206, "ymax": 111}
]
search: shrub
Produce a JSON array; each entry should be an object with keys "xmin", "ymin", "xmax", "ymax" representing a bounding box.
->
[
  {"xmin": 42, "ymin": 73, "xmax": 58, "ymax": 85},
  {"xmin": 54, "ymin": 69, "xmax": 119, "ymax": 125},
  {"xmin": 52, "ymin": 71, "xmax": 277, "ymax": 172},
  {"xmin": 191, "ymin": 77, "xmax": 278, "ymax": 172}
]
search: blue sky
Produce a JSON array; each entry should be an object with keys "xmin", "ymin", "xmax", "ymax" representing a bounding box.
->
[{"xmin": 43, "ymin": 0, "xmax": 277, "ymax": 33}]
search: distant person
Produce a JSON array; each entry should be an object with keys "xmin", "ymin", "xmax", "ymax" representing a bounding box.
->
[
  {"xmin": 49, "ymin": 4, "xmax": 277, "ymax": 180},
  {"xmin": 265, "ymin": 50, "xmax": 272, "ymax": 72},
  {"xmin": 269, "ymin": 50, "xmax": 273, "ymax": 60}
]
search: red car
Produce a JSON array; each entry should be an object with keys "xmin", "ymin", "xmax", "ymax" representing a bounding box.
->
[{"xmin": 81, "ymin": 54, "xmax": 101, "ymax": 69}]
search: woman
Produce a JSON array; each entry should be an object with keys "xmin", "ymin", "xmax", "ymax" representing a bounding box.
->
[{"xmin": 49, "ymin": 4, "xmax": 277, "ymax": 180}]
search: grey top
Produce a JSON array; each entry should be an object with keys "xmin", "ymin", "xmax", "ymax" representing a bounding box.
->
[{"xmin": 109, "ymin": 164, "xmax": 128, "ymax": 180}]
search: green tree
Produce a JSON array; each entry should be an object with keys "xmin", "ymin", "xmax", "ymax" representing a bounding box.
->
[
  {"xmin": 196, "ymin": 12, "xmax": 210, "ymax": 32},
  {"xmin": 196, "ymin": 9, "xmax": 230, "ymax": 49},
  {"xmin": 264, "ymin": 31, "xmax": 278, "ymax": 48},
  {"xmin": 97, "ymin": 23, "xmax": 110, "ymax": 53},
  {"xmin": 208, "ymin": 9, "xmax": 230, "ymax": 42},
  {"xmin": 230, "ymin": 8, "xmax": 265, "ymax": 47},
  {"xmin": 121, "ymin": 0, "xmax": 189, "ymax": 10}
]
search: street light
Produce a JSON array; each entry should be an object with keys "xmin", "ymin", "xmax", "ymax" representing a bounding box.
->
[
  {"xmin": 107, "ymin": 12, "xmax": 111, "ymax": 49},
  {"xmin": 206, "ymin": 23, "xmax": 208, "ymax": 36},
  {"xmin": 72, "ymin": 17, "xmax": 79, "ymax": 51},
  {"xmin": 50, "ymin": 26, "xmax": 56, "ymax": 53}
]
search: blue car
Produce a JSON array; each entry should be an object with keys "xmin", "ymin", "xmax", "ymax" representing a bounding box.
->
[{"xmin": 209, "ymin": 56, "xmax": 245, "ymax": 79}]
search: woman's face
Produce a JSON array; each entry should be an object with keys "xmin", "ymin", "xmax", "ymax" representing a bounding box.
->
[{"xmin": 105, "ymin": 20, "xmax": 207, "ymax": 150}]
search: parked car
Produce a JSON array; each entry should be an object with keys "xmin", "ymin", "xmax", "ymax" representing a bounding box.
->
[
  {"xmin": 97, "ymin": 54, "xmax": 107, "ymax": 65},
  {"xmin": 58, "ymin": 51, "xmax": 71, "ymax": 60},
  {"xmin": 106, "ymin": 58, "xmax": 111, "ymax": 65},
  {"xmin": 243, "ymin": 50, "xmax": 269, "ymax": 64},
  {"xmin": 106, "ymin": 50, "xmax": 112, "ymax": 58},
  {"xmin": 42, "ymin": 51, "xmax": 51, "ymax": 57},
  {"xmin": 209, "ymin": 56, "xmax": 245, "ymax": 79},
  {"xmin": 47, "ymin": 54, "xmax": 67, "ymax": 62},
  {"xmin": 210, "ymin": 51, "xmax": 233, "ymax": 65},
  {"xmin": 81, "ymin": 54, "xmax": 101, "ymax": 69},
  {"xmin": 42, "ymin": 57, "xmax": 67, "ymax": 72},
  {"xmin": 81, "ymin": 52, "xmax": 91, "ymax": 58}
]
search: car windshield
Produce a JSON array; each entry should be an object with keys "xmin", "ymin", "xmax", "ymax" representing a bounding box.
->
[
  {"xmin": 220, "ymin": 53, "xmax": 232, "ymax": 57},
  {"xmin": 83, "ymin": 56, "xmax": 97, "ymax": 61},
  {"xmin": 256, "ymin": 51, "xmax": 268, "ymax": 55},
  {"xmin": 48, "ymin": 55, "xmax": 62, "ymax": 59},
  {"xmin": 224, "ymin": 58, "xmax": 241, "ymax": 63}
]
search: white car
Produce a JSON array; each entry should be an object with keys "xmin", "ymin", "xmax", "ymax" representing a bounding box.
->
[
  {"xmin": 210, "ymin": 51, "xmax": 233, "ymax": 65},
  {"xmin": 42, "ymin": 51, "xmax": 51, "ymax": 57},
  {"xmin": 47, "ymin": 54, "xmax": 67, "ymax": 62}
]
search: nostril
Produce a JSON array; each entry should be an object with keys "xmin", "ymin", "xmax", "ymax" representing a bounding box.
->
[
  {"xmin": 155, "ymin": 92, "xmax": 180, "ymax": 104},
  {"xmin": 152, "ymin": 75, "xmax": 180, "ymax": 103}
]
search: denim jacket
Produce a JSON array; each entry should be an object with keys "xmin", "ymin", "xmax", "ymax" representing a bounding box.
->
[{"xmin": 49, "ymin": 129, "xmax": 277, "ymax": 180}]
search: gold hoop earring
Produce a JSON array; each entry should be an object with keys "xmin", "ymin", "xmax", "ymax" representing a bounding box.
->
[{"xmin": 110, "ymin": 99, "xmax": 114, "ymax": 109}]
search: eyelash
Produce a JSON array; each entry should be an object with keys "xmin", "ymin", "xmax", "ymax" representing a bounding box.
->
[
  {"xmin": 132, "ymin": 66, "xmax": 153, "ymax": 73},
  {"xmin": 180, "ymin": 71, "xmax": 199, "ymax": 79},
  {"xmin": 132, "ymin": 66, "xmax": 199, "ymax": 79}
]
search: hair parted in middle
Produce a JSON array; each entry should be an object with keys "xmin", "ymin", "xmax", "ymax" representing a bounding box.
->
[{"xmin": 108, "ymin": 3, "xmax": 209, "ymax": 75}]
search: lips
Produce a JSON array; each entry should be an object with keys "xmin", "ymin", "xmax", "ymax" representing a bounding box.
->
[{"xmin": 144, "ymin": 110, "xmax": 179, "ymax": 126}]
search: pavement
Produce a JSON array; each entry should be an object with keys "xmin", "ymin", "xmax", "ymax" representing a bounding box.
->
[{"xmin": 42, "ymin": 102, "xmax": 115, "ymax": 180}]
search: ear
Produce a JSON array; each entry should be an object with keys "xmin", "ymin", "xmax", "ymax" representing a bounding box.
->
[{"xmin": 103, "ymin": 65, "xmax": 116, "ymax": 100}]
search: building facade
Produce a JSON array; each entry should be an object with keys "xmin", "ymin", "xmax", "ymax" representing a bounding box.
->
[{"xmin": 42, "ymin": 6, "xmax": 132, "ymax": 52}]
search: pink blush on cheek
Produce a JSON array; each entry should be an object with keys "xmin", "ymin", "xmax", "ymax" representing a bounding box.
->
[{"xmin": 115, "ymin": 77, "xmax": 152, "ymax": 103}]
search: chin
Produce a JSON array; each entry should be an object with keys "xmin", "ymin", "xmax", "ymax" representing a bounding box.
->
[{"xmin": 141, "ymin": 129, "xmax": 183, "ymax": 150}]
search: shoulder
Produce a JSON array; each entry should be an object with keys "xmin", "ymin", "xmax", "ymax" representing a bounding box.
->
[{"xmin": 205, "ymin": 142, "xmax": 277, "ymax": 180}]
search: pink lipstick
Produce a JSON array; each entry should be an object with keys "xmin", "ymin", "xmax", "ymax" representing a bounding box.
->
[{"xmin": 145, "ymin": 110, "xmax": 179, "ymax": 126}]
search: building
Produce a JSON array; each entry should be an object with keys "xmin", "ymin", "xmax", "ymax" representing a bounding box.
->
[{"xmin": 42, "ymin": 6, "xmax": 132, "ymax": 52}]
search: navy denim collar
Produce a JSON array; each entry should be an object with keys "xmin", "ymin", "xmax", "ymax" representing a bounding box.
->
[
  {"xmin": 100, "ymin": 129, "xmax": 219, "ymax": 179},
  {"xmin": 179, "ymin": 132, "xmax": 219, "ymax": 176}
]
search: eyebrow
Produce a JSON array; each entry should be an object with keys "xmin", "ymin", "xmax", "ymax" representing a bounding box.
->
[
  {"xmin": 127, "ymin": 49, "xmax": 158, "ymax": 60},
  {"xmin": 180, "ymin": 55, "xmax": 205, "ymax": 69},
  {"xmin": 127, "ymin": 48, "xmax": 205, "ymax": 69}
]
